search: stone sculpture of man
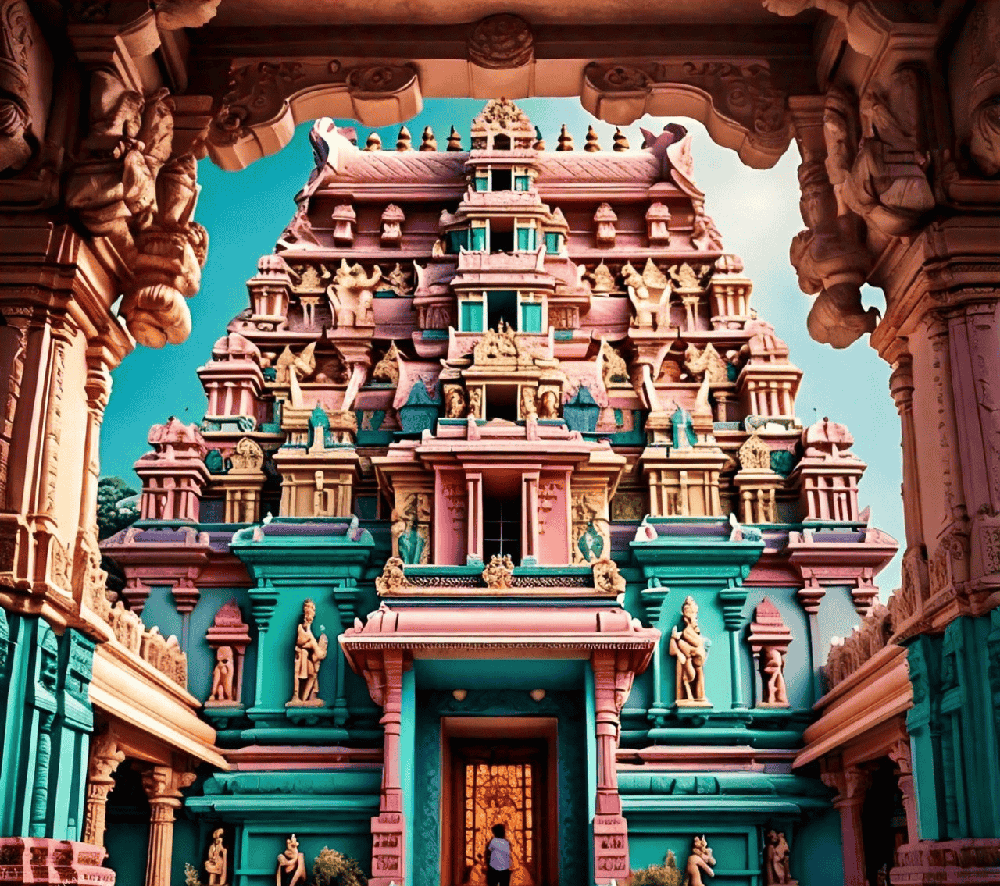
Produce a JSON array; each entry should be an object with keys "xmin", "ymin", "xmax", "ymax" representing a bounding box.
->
[
  {"xmin": 685, "ymin": 835, "xmax": 716, "ymax": 886},
  {"xmin": 764, "ymin": 830, "xmax": 793, "ymax": 885},
  {"xmin": 205, "ymin": 829, "xmax": 228, "ymax": 886},
  {"xmin": 276, "ymin": 834, "xmax": 307, "ymax": 886},
  {"xmin": 670, "ymin": 596, "xmax": 709, "ymax": 703},
  {"xmin": 762, "ymin": 647, "xmax": 788, "ymax": 706},
  {"xmin": 288, "ymin": 599, "xmax": 327, "ymax": 706},
  {"xmin": 209, "ymin": 646, "xmax": 235, "ymax": 703}
]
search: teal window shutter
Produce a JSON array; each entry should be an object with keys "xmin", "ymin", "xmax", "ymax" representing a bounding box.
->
[
  {"xmin": 517, "ymin": 226, "xmax": 532, "ymax": 250},
  {"xmin": 515, "ymin": 174, "xmax": 530, "ymax": 191},
  {"xmin": 475, "ymin": 174, "xmax": 489, "ymax": 192},
  {"xmin": 471, "ymin": 226, "xmax": 487, "ymax": 251},
  {"xmin": 520, "ymin": 302, "xmax": 542, "ymax": 332},
  {"xmin": 461, "ymin": 300, "xmax": 484, "ymax": 332},
  {"xmin": 545, "ymin": 232, "xmax": 561, "ymax": 253}
]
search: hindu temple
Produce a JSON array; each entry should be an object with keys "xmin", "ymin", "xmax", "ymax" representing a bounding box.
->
[{"xmin": 78, "ymin": 99, "xmax": 899, "ymax": 885}]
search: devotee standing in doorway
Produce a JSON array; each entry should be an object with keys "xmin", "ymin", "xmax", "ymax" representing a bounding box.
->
[{"xmin": 484, "ymin": 823, "xmax": 512, "ymax": 886}]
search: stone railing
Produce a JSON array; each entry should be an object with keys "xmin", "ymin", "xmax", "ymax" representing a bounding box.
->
[
  {"xmin": 824, "ymin": 602, "xmax": 893, "ymax": 691},
  {"xmin": 107, "ymin": 601, "xmax": 188, "ymax": 689}
]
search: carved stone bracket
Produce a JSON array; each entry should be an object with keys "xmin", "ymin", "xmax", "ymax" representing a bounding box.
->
[
  {"xmin": 581, "ymin": 59, "xmax": 792, "ymax": 168},
  {"xmin": 207, "ymin": 60, "xmax": 422, "ymax": 171}
]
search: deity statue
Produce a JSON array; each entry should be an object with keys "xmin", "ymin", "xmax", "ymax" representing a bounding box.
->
[
  {"xmin": 276, "ymin": 834, "xmax": 307, "ymax": 886},
  {"xmin": 205, "ymin": 829, "xmax": 228, "ymax": 886},
  {"xmin": 763, "ymin": 831, "xmax": 793, "ymax": 885},
  {"xmin": 482, "ymin": 554, "xmax": 515, "ymax": 589},
  {"xmin": 444, "ymin": 386, "xmax": 467, "ymax": 418},
  {"xmin": 685, "ymin": 836, "xmax": 716, "ymax": 886},
  {"xmin": 537, "ymin": 389, "xmax": 559, "ymax": 419},
  {"xmin": 520, "ymin": 386, "xmax": 537, "ymax": 419},
  {"xmin": 287, "ymin": 599, "xmax": 328, "ymax": 706},
  {"xmin": 622, "ymin": 260, "xmax": 670, "ymax": 329},
  {"xmin": 761, "ymin": 647, "xmax": 788, "ymax": 706},
  {"xmin": 209, "ymin": 645, "xmax": 235, "ymax": 703},
  {"xmin": 670, "ymin": 596, "xmax": 710, "ymax": 704},
  {"xmin": 468, "ymin": 388, "xmax": 483, "ymax": 418}
]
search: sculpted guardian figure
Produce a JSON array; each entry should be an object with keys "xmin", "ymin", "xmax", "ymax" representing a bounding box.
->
[
  {"xmin": 670, "ymin": 596, "xmax": 709, "ymax": 704},
  {"xmin": 287, "ymin": 599, "xmax": 328, "ymax": 706},
  {"xmin": 276, "ymin": 835, "xmax": 307, "ymax": 886}
]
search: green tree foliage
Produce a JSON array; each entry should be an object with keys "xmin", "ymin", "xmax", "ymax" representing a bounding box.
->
[
  {"xmin": 312, "ymin": 847, "xmax": 367, "ymax": 886},
  {"xmin": 630, "ymin": 851, "xmax": 683, "ymax": 886},
  {"xmin": 96, "ymin": 476, "xmax": 141, "ymax": 539}
]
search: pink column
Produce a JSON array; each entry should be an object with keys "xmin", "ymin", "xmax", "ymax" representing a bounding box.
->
[
  {"xmin": 466, "ymin": 472, "xmax": 482, "ymax": 562},
  {"xmin": 822, "ymin": 765, "xmax": 870, "ymax": 886},
  {"xmin": 141, "ymin": 767, "xmax": 195, "ymax": 886},
  {"xmin": 370, "ymin": 651, "xmax": 407, "ymax": 886},
  {"xmin": 889, "ymin": 740, "xmax": 920, "ymax": 846},
  {"xmin": 592, "ymin": 651, "xmax": 630, "ymax": 884},
  {"xmin": 522, "ymin": 472, "xmax": 539, "ymax": 562}
]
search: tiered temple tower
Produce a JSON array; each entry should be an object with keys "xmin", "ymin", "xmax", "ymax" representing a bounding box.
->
[{"xmin": 99, "ymin": 102, "xmax": 897, "ymax": 886}]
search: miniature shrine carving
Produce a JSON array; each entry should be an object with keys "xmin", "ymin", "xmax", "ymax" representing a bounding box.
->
[
  {"xmin": 589, "ymin": 261, "xmax": 616, "ymax": 294},
  {"xmin": 231, "ymin": 437, "xmax": 264, "ymax": 473},
  {"xmin": 763, "ymin": 831, "xmax": 794, "ymax": 885},
  {"xmin": 738, "ymin": 429, "xmax": 771, "ymax": 471},
  {"xmin": 482, "ymin": 554, "xmax": 515, "ymax": 589},
  {"xmin": 287, "ymin": 599, "xmax": 328, "ymax": 707},
  {"xmin": 670, "ymin": 596, "xmax": 710, "ymax": 705},
  {"xmin": 276, "ymin": 835, "xmax": 307, "ymax": 886},
  {"xmin": 373, "ymin": 343, "xmax": 401, "ymax": 385},
  {"xmin": 685, "ymin": 836, "xmax": 716, "ymax": 886},
  {"xmin": 623, "ymin": 259, "xmax": 670, "ymax": 329},
  {"xmin": 205, "ymin": 829, "xmax": 228, "ymax": 886},
  {"xmin": 598, "ymin": 339, "xmax": 628, "ymax": 389},
  {"xmin": 684, "ymin": 342, "xmax": 728, "ymax": 385},
  {"xmin": 594, "ymin": 202, "xmax": 618, "ymax": 245},
  {"xmin": 380, "ymin": 205, "xmax": 405, "ymax": 245}
]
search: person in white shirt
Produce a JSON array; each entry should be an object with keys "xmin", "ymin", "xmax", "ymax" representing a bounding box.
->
[{"xmin": 484, "ymin": 823, "xmax": 512, "ymax": 886}]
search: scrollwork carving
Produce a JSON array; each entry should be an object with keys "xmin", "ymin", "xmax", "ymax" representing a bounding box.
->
[
  {"xmin": 0, "ymin": 0, "xmax": 34, "ymax": 173},
  {"xmin": 211, "ymin": 62, "xmax": 306, "ymax": 148},
  {"xmin": 346, "ymin": 63, "xmax": 417, "ymax": 96}
]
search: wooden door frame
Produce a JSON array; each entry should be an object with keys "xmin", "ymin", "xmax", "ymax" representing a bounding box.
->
[{"xmin": 440, "ymin": 717, "xmax": 559, "ymax": 886}]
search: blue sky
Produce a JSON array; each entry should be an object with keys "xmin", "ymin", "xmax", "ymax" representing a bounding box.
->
[{"xmin": 100, "ymin": 98, "xmax": 902, "ymax": 593}]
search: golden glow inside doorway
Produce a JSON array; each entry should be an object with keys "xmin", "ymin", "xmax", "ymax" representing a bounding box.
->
[{"xmin": 464, "ymin": 761, "xmax": 535, "ymax": 886}]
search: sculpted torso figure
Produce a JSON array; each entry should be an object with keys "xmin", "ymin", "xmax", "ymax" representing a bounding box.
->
[
  {"xmin": 289, "ymin": 599, "xmax": 328, "ymax": 705},
  {"xmin": 276, "ymin": 835, "xmax": 306, "ymax": 886},
  {"xmin": 670, "ymin": 596, "xmax": 708, "ymax": 703},
  {"xmin": 205, "ymin": 829, "xmax": 227, "ymax": 886}
]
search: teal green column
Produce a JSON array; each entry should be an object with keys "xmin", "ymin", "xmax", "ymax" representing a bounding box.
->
[
  {"xmin": 905, "ymin": 634, "xmax": 946, "ymax": 841},
  {"xmin": 718, "ymin": 585, "xmax": 750, "ymax": 709},
  {"xmin": 585, "ymin": 664, "xmax": 597, "ymax": 886},
  {"xmin": 401, "ymin": 668, "xmax": 416, "ymax": 886}
]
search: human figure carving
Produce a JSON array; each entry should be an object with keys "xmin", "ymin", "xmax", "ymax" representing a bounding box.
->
[
  {"xmin": 276, "ymin": 834, "xmax": 307, "ymax": 886},
  {"xmin": 288, "ymin": 599, "xmax": 328, "ymax": 706},
  {"xmin": 209, "ymin": 645, "xmax": 235, "ymax": 703},
  {"xmin": 520, "ymin": 386, "xmax": 537, "ymax": 419},
  {"xmin": 205, "ymin": 828, "xmax": 228, "ymax": 886},
  {"xmin": 445, "ymin": 386, "xmax": 467, "ymax": 418},
  {"xmin": 537, "ymin": 389, "xmax": 559, "ymax": 419},
  {"xmin": 761, "ymin": 647, "xmax": 788, "ymax": 706},
  {"xmin": 622, "ymin": 260, "xmax": 670, "ymax": 329},
  {"xmin": 670, "ymin": 596, "xmax": 709, "ymax": 703},
  {"xmin": 685, "ymin": 836, "xmax": 716, "ymax": 886},
  {"xmin": 763, "ymin": 830, "xmax": 793, "ymax": 885}
]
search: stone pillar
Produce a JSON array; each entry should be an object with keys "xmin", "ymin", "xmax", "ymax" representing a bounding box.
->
[
  {"xmin": 465, "ymin": 472, "xmax": 482, "ymax": 563},
  {"xmin": 591, "ymin": 650, "xmax": 631, "ymax": 884},
  {"xmin": 889, "ymin": 738, "xmax": 920, "ymax": 845},
  {"xmin": 521, "ymin": 472, "xmax": 539, "ymax": 563},
  {"xmin": 141, "ymin": 766, "xmax": 196, "ymax": 886},
  {"xmin": 81, "ymin": 732, "xmax": 124, "ymax": 847},
  {"xmin": 369, "ymin": 650, "xmax": 407, "ymax": 886},
  {"xmin": 797, "ymin": 581, "xmax": 826, "ymax": 702},
  {"xmin": 822, "ymin": 765, "xmax": 870, "ymax": 886}
]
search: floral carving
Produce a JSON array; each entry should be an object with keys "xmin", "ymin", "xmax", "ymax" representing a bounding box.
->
[
  {"xmin": 467, "ymin": 14, "xmax": 534, "ymax": 69},
  {"xmin": 584, "ymin": 63, "xmax": 651, "ymax": 93},
  {"xmin": 346, "ymin": 64, "xmax": 418, "ymax": 96},
  {"xmin": 211, "ymin": 62, "xmax": 305, "ymax": 147},
  {"xmin": 0, "ymin": 0, "xmax": 34, "ymax": 173},
  {"xmin": 376, "ymin": 557, "xmax": 408, "ymax": 595}
]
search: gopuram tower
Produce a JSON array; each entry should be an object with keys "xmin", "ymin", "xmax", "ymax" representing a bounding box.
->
[{"xmin": 95, "ymin": 102, "xmax": 898, "ymax": 886}]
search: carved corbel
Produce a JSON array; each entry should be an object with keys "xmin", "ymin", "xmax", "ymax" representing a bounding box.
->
[
  {"xmin": 950, "ymin": 0, "xmax": 1000, "ymax": 178},
  {"xmin": 82, "ymin": 729, "xmax": 125, "ymax": 846},
  {"xmin": 0, "ymin": 0, "xmax": 47, "ymax": 174},
  {"xmin": 582, "ymin": 59, "xmax": 792, "ymax": 169}
]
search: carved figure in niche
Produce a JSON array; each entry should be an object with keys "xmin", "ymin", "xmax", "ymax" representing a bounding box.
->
[
  {"xmin": 230, "ymin": 437, "xmax": 264, "ymax": 473},
  {"xmin": 473, "ymin": 321, "xmax": 520, "ymax": 364},
  {"xmin": 328, "ymin": 260, "xmax": 382, "ymax": 327},
  {"xmin": 520, "ymin": 386, "xmax": 537, "ymax": 419},
  {"xmin": 276, "ymin": 835, "xmax": 307, "ymax": 886},
  {"xmin": 387, "ymin": 263, "xmax": 410, "ymax": 296},
  {"xmin": 573, "ymin": 491, "xmax": 609, "ymax": 562},
  {"xmin": 205, "ymin": 828, "xmax": 228, "ymax": 886},
  {"xmin": 394, "ymin": 493, "xmax": 429, "ymax": 565},
  {"xmin": 209, "ymin": 646, "xmax": 236, "ymax": 703},
  {"xmin": 685, "ymin": 836, "xmax": 716, "ymax": 886},
  {"xmin": 432, "ymin": 238, "xmax": 446, "ymax": 257},
  {"xmin": 380, "ymin": 204, "xmax": 405, "ymax": 245},
  {"xmin": 537, "ymin": 389, "xmax": 559, "ymax": 419},
  {"xmin": 482, "ymin": 554, "xmax": 515, "ymax": 589},
  {"xmin": 763, "ymin": 831, "xmax": 793, "ymax": 885},
  {"xmin": 287, "ymin": 599, "xmax": 327, "ymax": 707},
  {"xmin": 468, "ymin": 388, "xmax": 483, "ymax": 418},
  {"xmin": 592, "ymin": 557, "xmax": 625, "ymax": 597},
  {"xmin": 623, "ymin": 259, "xmax": 670, "ymax": 329},
  {"xmin": 372, "ymin": 342, "xmax": 401, "ymax": 385},
  {"xmin": 670, "ymin": 596, "xmax": 709, "ymax": 704},
  {"xmin": 589, "ymin": 261, "xmax": 616, "ymax": 294},
  {"xmin": 599, "ymin": 339, "xmax": 628, "ymax": 389},
  {"xmin": 761, "ymin": 647, "xmax": 788, "ymax": 706},
  {"xmin": 275, "ymin": 342, "xmax": 316, "ymax": 386},
  {"xmin": 684, "ymin": 342, "xmax": 728, "ymax": 385},
  {"xmin": 669, "ymin": 263, "xmax": 711, "ymax": 292},
  {"xmin": 390, "ymin": 508, "xmax": 408, "ymax": 560},
  {"xmin": 444, "ymin": 385, "xmax": 467, "ymax": 418}
]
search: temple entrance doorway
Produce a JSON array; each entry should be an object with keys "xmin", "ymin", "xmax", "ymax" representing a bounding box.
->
[{"xmin": 441, "ymin": 717, "xmax": 559, "ymax": 886}]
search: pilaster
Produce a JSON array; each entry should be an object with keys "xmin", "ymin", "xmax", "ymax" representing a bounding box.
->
[{"xmin": 141, "ymin": 764, "xmax": 196, "ymax": 886}]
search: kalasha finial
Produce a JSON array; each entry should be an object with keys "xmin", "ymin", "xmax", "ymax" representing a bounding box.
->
[
  {"xmin": 557, "ymin": 124, "xmax": 573, "ymax": 151},
  {"xmin": 420, "ymin": 126, "xmax": 437, "ymax": 151},
  {"xmin": 533, "ymin": 125, "xmax": 545, "ymax": 150},
  {"xmin": 613, "ymin": 128, "xmax": 630, "ymax": 152},
  {"xmin": 585, "ymin": 125, "xmax": 601, "ymax": 152},
  {"xmin": 396, "ymin": 126, "xmax": 412, "ymax": 151},
  {"xmin": 364, "ymin": 131, "xmax": 382, "ymax": 151},
  {"xmin": 447, "ymin": 126, "xmax": 463, "ymax": 151}
]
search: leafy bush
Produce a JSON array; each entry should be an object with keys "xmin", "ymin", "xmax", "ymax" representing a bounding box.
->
[
  {"xmin": 97, "ymin": 476, "xmax": 140, "ymax": 539},
  {"xmin": 312, "ymin": 847, "xmax": 367, "ymax": 886},
  {"xmin": 629, "ymin": 851, "xmax": 683, "ymax": 886},
  {"xmin": 183, "ymin": 863, "xmax": 203, "ymax": 886}
]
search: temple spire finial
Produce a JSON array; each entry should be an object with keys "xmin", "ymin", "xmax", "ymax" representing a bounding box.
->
[
  {"xmin": 585, "ymin": 125, "xmax": 601, "ymax": 152},
  {"xmin": 557, "ymin": 124, "xmax": 573, "ymax": 151},
  {"xmin": 396, "ymin": 126, "xmax": 412, "ymax": 151},
  {"xmin": 446, "ymin": 126, "xmax": 462, "ymax": 151},
  {"xmin": 420, "ymin": 126, "xmax": 437, "ymax": 151}
]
